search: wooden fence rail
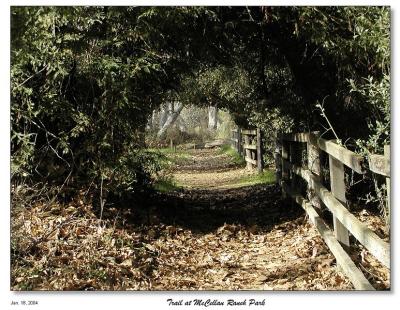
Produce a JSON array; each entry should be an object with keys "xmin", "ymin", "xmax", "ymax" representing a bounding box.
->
[
  {"xmin": 276, "ymin": 132, "xmax": 390, "ymax": 290},
  {"xmin": 231, "ymin": 127, "xmax": 389, "ymax": 289},
  {"xmin": 231, "ymin": 127, "xmax": 264, "ymax": 172}
]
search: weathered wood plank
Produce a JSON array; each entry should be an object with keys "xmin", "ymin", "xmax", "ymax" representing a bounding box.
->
[
  {"xmin": 244, "ymin": 134, "xmax": 253, "ymax": 169},
  {"xmin": 243, "ymin": 144, "xmax": 257, "ymax": 150},
  {"xmin": 281, "ymin": 132, "xmax": 365, "ymax": 173},
  {"xmin": 289, "ymin": 142, "xmax": 302, "ymax": 194},
  {"xmin": 281, "ymin": 139, "xmax": 290, "ymax": 198},
  {"xmin": 245, "ymin": 156, "xmax": 257, "ymax": 166},
  {"xmin": 282, "ymin": 183, "xmax": 375, "ymax": 290},
  {"xmin": 368, "ymin": 154, "xmax": 390, "ymax": 177},
  {"xmin": 384, "ymin": 145, "xmax": 390, "ymax": 175},
  {"xmin": 290, "ymin": 164, "xmax": 390, "ymax": 268},
  {"xmin": 281, "ymin": 132, "xmax": 310, "ymax": 143},
  {"xmin": 257, "ymin": 128, "xmax": 264, "ymax": 173},
  {"xmin": 251, "ymin": 149, "xmax": 256, "ymax": 160},
  {"xmin": 329, "ymin": 154, "xmax": 350, "ymax": 248},
  {"xmin": 241, "ymin": 129, "xmax": 257, "ymax": 135},
  {"xmin": 384, "ymin": 145, "xmax": 390, "ymax": 223},
  {"xmin": 308, "ymin": 132, "xmax": 323, "ymax": 210},
  {"xmin": 312, "ymin": 136, "xmax": 365, "ymax": 174}
]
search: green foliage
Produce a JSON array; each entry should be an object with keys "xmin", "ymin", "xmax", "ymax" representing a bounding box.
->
[
  {"xmin": 218, "ymin": 144, "xmax": 245, "ymax": 166},
  {"xmin": 249, "ymin": 109, "xmax": 295, "ymax": 165},
  {"xmin": 147, "ymin": 148, "xmax": 190, "ymax": 166},
  {"xmin": 153, "ymin": 176, "xmax": 180, "ymax": 193},
  {"xmin": 178, "ymin": 66, "xmax": 256, "ymax": 126},
  {"xmin": 271, "ymin": 6, "xmax": 390, "ymax": 140},
  {"xmin": 353, "ymin": 74, "xmax": 390, "ymax": 154},
  {"xmin": 107, "ymin": 149, "xmax": 166, "ymax": 193},
  {"xmin": 11, "ymin": 6, "xmax": 390, "ymax": 209},
  {"xmin": 215, "ymin": 110, "xmax": 234, "ymax": 140},
  {"xmin": 235, "ymin": 170, "xmax": 276, "ymax": 187},
  {"xmin": 11, "ymin": 6, "xmax": 214, "ymax": 195}
]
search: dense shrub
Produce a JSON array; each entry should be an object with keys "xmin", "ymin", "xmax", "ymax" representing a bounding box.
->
[{"xmin": 11, "ymin": 6, "xmax": 390, "ymax": 214}]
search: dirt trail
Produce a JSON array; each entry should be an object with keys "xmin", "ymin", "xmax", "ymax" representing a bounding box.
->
[
  {"xmin": 12, "ymin": 148, "xmax": 388, "ymax": 290},
  {"xmin": 148, "ymin": 148, "xmax": 356, "ymax": 290},
  {"xmin": 171, "ymin": 148, "xmax": 254, "ymax": 189}
]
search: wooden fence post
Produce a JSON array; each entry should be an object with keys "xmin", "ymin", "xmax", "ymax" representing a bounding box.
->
[
  {"xmin": 307, "ymin": 132, "xmax": 322, "ymax": 210},
  {"xmin": 281, "ymin": 136, "xmax": 289, "ymax": 198},
  {"xmin": 289, "ymin": 141, "xmax": 301, "ymax": 192},
  {"xmin": 384, "ymin": 145, "xmax": 390, "ymax": 227},
  {"xmin": 251, "ymin": 137, "xmax": 257, "ymax": 161},
  {"xmin": 257, "ymin": 128, "xmax": 264, "ymax": 173},
  {"xmin": 329, "ymin": 141, "xmax": 350, "ymax": 249},
  {"xmin": 244, "ymin": 133, "xmax": 252, "ymax": 170},
  {"xmin": 289, "ymin": 142, "xmax": 294, "ymax": 188}
]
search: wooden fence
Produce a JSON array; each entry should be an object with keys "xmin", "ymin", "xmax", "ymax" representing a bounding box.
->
[
  {"xmin": 275, "ymin": 132, "xmax": 390, "ymax": 290},
  {"xmin": 231, "ymin": 128, "xmax": 264, "ymax": 172}
]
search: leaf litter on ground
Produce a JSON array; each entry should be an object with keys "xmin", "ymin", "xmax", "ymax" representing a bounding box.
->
[{"xmin": 11, "ymin": 148, "xmax": 389, "ymax": 290}]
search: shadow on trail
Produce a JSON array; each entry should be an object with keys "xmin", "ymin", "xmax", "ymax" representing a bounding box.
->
[
  {"xmin": 147, "ymin": 184, "xmax": 304, "ymax": 235},
  {"xmin": 104, "ymin": 148, "xmax": 305, "ymax": 235}
]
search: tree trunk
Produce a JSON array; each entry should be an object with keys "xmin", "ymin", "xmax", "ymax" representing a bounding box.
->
[
  {"xmin": 159, "ymin": 103, "xmax": 169, "ymax": 129},
  {"xmin": 208, "ymin": 106, "xmax": 218, "ymax": 130},
  {"xmin": 151, "ymin": 110, "xmax": 157, "ymax": 129},
  {"xmin": 157, "ymin": 102, "xmax": 183, "ymax": 138},
  {"xmin": 176, "ymin": 115, "xmax": 187, "ymax": 132},
  {"xmin": 147, "ymin": 109, "xmax": 157, "ymax": 130}
]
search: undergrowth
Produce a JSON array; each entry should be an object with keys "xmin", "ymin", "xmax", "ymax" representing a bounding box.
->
[
  {"xmin": 218, "ymin": 144, "xmax": 245, "ymax": 166},
  {"xmin": 147, "ymin": 148, "xmax": 190, "ymax": 165},
  {"xmin": 234, "ymin": 170, "xmax": 276, "ymax": 187},
  {"xmin": 153, "ymin": 176, "xmax": 180, "ymax": 193}
]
